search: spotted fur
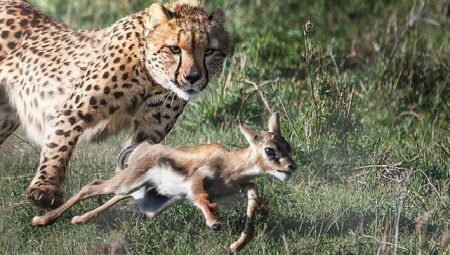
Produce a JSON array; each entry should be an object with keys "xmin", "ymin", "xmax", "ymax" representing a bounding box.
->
[{"xmin": 0, "ymin": 0, "xmax": 228, "ymax": 209}]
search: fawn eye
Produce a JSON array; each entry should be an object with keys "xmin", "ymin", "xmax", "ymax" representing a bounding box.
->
[
  {"xmin": 169, "ymin": 46, "xmax": 181, "ymax": 54},
  {"xmin": 264, "ymin": 147, "xmax": 276, "ymax": 157}
]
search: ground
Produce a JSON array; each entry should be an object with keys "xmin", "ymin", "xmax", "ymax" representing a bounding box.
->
[{"xmin": 0, "ymin": 0, "xmax": 449, "ymax": 254}]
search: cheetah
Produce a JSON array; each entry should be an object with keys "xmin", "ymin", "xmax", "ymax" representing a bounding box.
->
[{"xmin": 0, "ymin": 0, "xmax": 228, "ymax": 209}]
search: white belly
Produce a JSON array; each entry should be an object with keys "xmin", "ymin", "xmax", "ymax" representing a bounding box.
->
[
  {"xmin": 10, "ymin": 87, "xmax": 67, "ymax": 147},
  {"xmin": 6, "ymin": 63, "xmax": 80, "ymax": 146},
  {"xmin": 143, "ymin": 166, "xmax": 192, "ymax": 200}
]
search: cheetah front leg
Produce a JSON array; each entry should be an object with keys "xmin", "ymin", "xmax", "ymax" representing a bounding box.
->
[
  {"xmin": 116, "ymin": 96, "xmax": 186, "ymax": 171},
  {"xmin": 26, "ymin": 108, "xmax": 92, "ymax": 209},
  {"xmin": 126, "ymin": 95, "xmax": 186, "ymax": 146},
  {"xmin": 26, "ymin": 51, "xmax": 142, "ymax": 209},
  {"xmin": 27, "ymin": 86, "xmax": 133, "ymax": 209}
]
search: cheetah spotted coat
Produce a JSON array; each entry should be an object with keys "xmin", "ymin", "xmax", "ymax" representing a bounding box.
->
[{"xmin": 0, "ymin": 0, "xmax": 228, "ymax": 209}]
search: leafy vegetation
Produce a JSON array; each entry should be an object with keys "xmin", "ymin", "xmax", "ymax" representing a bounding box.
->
[{"xmin": 0, "ymin": 0, "xmax": 448, "ymax": 254}]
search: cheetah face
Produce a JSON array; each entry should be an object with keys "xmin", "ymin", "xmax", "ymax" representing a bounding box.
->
[{"xmin": 145, "ymin": 3, "xmax": 228, "ymax": 101}]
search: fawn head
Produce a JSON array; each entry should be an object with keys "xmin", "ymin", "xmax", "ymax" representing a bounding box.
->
[{"xmin": 240, "ymin": 112, "xmax": 297, "ymax": 181}]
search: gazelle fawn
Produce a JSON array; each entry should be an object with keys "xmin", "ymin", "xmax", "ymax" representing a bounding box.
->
[{"xmin": 32, "ymin": 112, "xmax": 297, "ymax": 254}]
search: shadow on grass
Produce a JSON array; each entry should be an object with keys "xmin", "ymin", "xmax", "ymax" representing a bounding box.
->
[{"xmin": 259, "ymin": 210, "xmax": 441, "ymax": 247}]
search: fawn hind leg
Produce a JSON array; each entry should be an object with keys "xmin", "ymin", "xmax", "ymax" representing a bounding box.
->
[
  {"xmin": 32, "ymin": 179, "xmax": 118, "ymax": 226},
  {"xmin": 71, "ymin": 194, "xmax": 128, "ymax": 224}
]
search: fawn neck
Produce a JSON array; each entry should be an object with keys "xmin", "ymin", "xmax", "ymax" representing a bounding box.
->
[{"xmin": 221, "ymin": 146, "xmax": 262, "ymax": 185}]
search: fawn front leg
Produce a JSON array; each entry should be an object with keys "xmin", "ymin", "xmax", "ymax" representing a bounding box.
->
[
  {"xmin": 192, "ymin": 175, "xmax": 220, "ymax": 231},
  {"xmin": 228, "ymin": 182, "xmax": 262, "ymax": 255},
  {"xmin": 32, "ymin": 179, "xmax": 117, "ymax": 226}
]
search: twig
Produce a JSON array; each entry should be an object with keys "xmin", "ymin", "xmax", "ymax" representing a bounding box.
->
[
  {"xmin": 436, "ymin": 142, "xmax": 450, "ymax": 158},
  {"xmin": 241, "ymin": 78, "xmax": 275, "ymax": 114},
  {"xmin": 440, "ymin": 231, "xmax": 450, "ymax": 255},
  {"xmin": 360, "ymin": 235, "xmax": 407, "ymax": 251},
  {"xmin": 0, "ymin": 173, "xmax": 34, "ymax": 180},
  {"xmin": 347, "ymin": 85, "xmax": 355, "ymax": 117},
  {"xmin": 381, "ymin": 0, "xmax": 425, "ymax": 79},
  {"xmin": 393, "ymin": 170, "xmax": 411, "ymax": 255},
  {"xmin": 80, "ymin": 169, "xmax": 111, "ymax": 180},
  {"xmin": 11, "ymin": 134, "xmax": 40, "ymax": 154},
  {"xmin": 327, "ymin": 45, "xmax": 340, "ymax": 76},
  {"xmin": 242, "ymin": 77, "xmax": 280, "ymax": 94},
  {"xmin": 302, "ymin": 21, "xmax": 319, "ymax": 114},
  {"xmin": 416, "ymin": 209, "xmax": 434, "ymax": 255},
  {"xmin": 241, "ymin": 77, "xmax": 302, "ymax": 142},
  {"xmin": 353, "ymin": 162, "xmax": 404, "ymax": 170},
  {"xmin": 0, "ymin": 200, "xmax": 29, "ymax": 211},
  {"xmin": 235, "ymin": 92, "xmax": 249, "ymax": 123},
  {"xmin": 415, "ymin": 169, "xmax": 443, "ymax": 200},
  {"xmin": 377, "ymin": 215, "xmax": 391, "ymax": 255},
  {"xmin": 325, "ymin": 205, "xmax": 352, "ymax": 233}
]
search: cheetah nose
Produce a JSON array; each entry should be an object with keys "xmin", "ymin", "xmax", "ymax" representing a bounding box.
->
[{"xmin": 184, "ymin": 74, "xmax": 201, "ymax": 84}]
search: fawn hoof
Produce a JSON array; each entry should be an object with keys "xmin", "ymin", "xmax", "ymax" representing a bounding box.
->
[
  {"xmin": 71, "ymin": 216, "xmax": 83, "ymax": 224},
  {"xmin": 227, "ymin": 248, "xmax": 234, "ymax": 255},
  {"xmin": 208, "ymin": 202, "xmax": 219, "ymax": 212},
  {"xmin": 31, "ymin": 216, "xmax": 46, "ymax": 226},
  {"xmin": 27, "ymin": 183, "xmax": 63, "ymax": 210},
  {"xmin": 210, "ymin": 223, "xmax": 221, "ymax": 231}
]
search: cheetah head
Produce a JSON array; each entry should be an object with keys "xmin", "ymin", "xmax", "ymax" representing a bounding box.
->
[{"xmin": 144, "ymin": 1, "xmax": 229, "ymax": 101}]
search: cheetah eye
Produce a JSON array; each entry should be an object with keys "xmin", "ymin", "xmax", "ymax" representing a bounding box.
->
[
  {"xmin": 169, "ymin": 46, "xmax": 181, "ymax": 54},
  {"xmin": 205, "ymin": 49, "xmax": 215, "ymax": 56}
]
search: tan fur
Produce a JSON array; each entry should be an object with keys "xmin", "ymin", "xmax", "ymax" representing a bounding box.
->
[
  {"xmin": 32, "ymin": 113, "xmax": 297, "ymax": 254},
  {"xmin": 0, "ymin": 0, "xmax": 228, "ymax": 209}
]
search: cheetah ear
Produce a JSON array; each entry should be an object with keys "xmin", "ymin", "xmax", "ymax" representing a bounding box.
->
[
  {"xmin": 146, "ymin": 3, "xmax": 171, "ymax": 30},
  {"xmin": 208, "ymin": 9, "xmax": 225, "ymax": 24},
  {"xmin": 268, "ymin": 112, "xmax": 281, "ymax": 135}
]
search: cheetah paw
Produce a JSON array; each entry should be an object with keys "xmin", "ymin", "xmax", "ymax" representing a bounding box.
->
[{"xmin": 27, "ymin": 183, "xmax": 63, "ymax": 210}]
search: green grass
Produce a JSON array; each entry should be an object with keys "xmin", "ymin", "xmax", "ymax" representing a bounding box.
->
[{"xmin": 1, "ymin": 0, "xmax": 449, "ymax": 254}]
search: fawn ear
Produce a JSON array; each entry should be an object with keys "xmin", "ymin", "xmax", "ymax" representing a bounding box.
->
[
  {"xmin": 146, "ymin": 3, "xmax": 171, "ymax": 30},
  {"xmin": 268, "ymin": 112, "xmax": 281, "ymax": 135},
  {"xmin": 239, "ymin": 122, "xmax": 256, "ymax": 146}
]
